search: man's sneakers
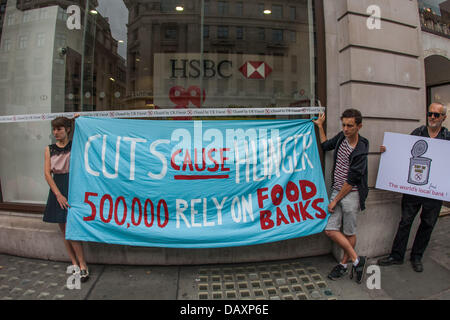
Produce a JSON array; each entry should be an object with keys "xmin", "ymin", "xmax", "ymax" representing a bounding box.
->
[
  {"xmin": 328, "ymin": 264, "xmax": 348, "ymax": 280},
  {"xmin": 350, "ymin": 256, "xmax": 367, "ymax": 284},
  {"xmin": 80, "ymin": 269, "xmax": 90, "ymax": 282},
  {"xmin": 328, "ymin": 256, "xmax": 367, "ymax": 284}
]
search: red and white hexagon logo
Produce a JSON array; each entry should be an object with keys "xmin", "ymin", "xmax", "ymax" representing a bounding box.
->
[{"xmin": 239, "ymin": 61, "xmax": 272, "ymax": 79}]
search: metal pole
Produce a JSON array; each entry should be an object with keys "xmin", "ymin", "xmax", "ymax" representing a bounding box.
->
[{"xmin": 80, "ymin": 0, "xmax": 90, "ymax": 110}]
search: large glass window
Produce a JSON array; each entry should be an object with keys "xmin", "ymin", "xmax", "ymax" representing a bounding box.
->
[
  {"xmin": 0, "ymin": 0, "xmax": 321, "ymax": 207},
  {"xmin": 418, "ymin": 0, "xmax": 450, "ymax": 36}
]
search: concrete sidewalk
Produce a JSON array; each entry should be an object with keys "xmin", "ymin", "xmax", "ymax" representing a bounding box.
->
[{"xmin": 1, "ymin": 216, "xmax": 449, "ymax": 300}]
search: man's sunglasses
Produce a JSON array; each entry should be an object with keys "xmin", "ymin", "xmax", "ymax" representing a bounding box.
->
[{"xmin": 427, "ymin": 112, "xmax": 444, "ymax": 118}]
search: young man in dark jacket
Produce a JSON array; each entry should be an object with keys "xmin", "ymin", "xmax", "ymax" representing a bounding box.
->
[
  {"xmin": 378, "ymin": 102, "xmax": 449, "ymax": 272},
  {"xmin": 313, "ymin": 108, "xmax": 369, "ymax": 284}
]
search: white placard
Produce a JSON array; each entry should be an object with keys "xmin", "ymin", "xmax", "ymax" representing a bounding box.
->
[{"xmin": 376, "ymin": 132, "xmax": 450, "ymax": 201}]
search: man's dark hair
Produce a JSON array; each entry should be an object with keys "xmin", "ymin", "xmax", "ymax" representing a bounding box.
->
[{"xmin": 341, "ymin": 108, "xmax": 363, "ymax": 125}]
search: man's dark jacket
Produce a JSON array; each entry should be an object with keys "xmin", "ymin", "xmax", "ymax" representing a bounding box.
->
[
  {"xmin": 321, "ymin": 132, "xmax": 369, "ymax": 211},
  {"xmin": 410, "ymin": 125, "xmax": 450, "ymax": 140}
]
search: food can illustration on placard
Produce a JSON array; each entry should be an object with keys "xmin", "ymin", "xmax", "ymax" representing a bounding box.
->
[{"xmin": 408, "ymin": 140, "xmax": 431, "ymax": 186}]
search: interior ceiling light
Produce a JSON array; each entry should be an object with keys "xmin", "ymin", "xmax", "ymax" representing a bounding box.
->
[
  {"xmin": 264, "ymin": 9, "xmax": 271, "ymax": 14},
  {"xmin": 176, "ymin": 6, "xmax": 184, "ymax": 12}
]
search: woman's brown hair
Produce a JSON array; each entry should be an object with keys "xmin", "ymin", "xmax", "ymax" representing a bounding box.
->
[{"xmin": 51, "ymin": 117, "xmax": 73, "ymax": 134}]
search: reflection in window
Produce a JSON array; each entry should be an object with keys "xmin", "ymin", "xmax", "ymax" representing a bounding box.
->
[
  {"xmin": 236, "ymin": 2, "xmax": 243, "ymax": 16},
  {"xmin": 218, "ymin": 1, "xmax": 228, "ymax": 16},
  {"xmin": 18, "ymin": 35, "xmax": 28, "ymax": 49},
  {"xmin": 2, "ymin": 38, "xmax": 11, "ymax": 52},
  {"xmin": 236, "ymin": 26, "xmax": 243, "ymax": 40},
  {"xmin": 36, "ymin": 32, "xmax": 45, "ymax": 47},
  {"xmin": 218, "ymin": 25, "xmax": 229, "ymax": 39},
  {"xmin": 165, "ymin": 26, "xmax": 177, "ymax": 40},
  {"xmin": 258, "ymin": 27, "xmax": 265, "ymax": 41},
  {"xmin": 272, "ymin": 29, "xmax": 283, "ymax": 42},
  {"xmin": 289, "ymin": 6, "xmax": 296, "ymax": 20},
  {"xmin": 272, "ymin": 4, "xmax": 283, "ymax": 19},
  {"xmin": 0, "ymin": 0, "xmax": 319, "ymax": 205}
]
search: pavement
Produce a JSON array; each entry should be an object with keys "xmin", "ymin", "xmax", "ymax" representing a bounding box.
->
[{"xmin": 0, "ymin": 215, "xmax": 449, "ymax": 301}]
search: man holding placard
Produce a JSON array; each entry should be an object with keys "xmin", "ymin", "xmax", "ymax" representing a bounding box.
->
[{"xmin": 378, "ymin": 102, "xmax": 449, "ymax": 272}]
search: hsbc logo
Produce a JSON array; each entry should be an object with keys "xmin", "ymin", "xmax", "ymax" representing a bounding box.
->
[
  {"xmin": 169, "ymin": 59, "xmax": 273, "ymax": 80},
  {"xmin": 239, "ymin": 61, "xmax": 273, "ymax": 79}
]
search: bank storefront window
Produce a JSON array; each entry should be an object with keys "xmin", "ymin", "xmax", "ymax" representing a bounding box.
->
[{"xmin": 0, "ymin": 0, "xmax": 322, "ymax": 209}]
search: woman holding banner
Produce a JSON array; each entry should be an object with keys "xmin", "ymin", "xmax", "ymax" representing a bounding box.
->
[{"xmin": 43, "ymin": 116, "xmax": 89, "ymax": 282}]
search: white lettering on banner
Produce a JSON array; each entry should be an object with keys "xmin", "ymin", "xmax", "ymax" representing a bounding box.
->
[
  {"xmin": 230, "ymin": 195, "xmax": 254, "ymax": 223},
  {"xmin": 83, "ymin": 129, "xmax": 314, "ymax": 185},
  {"xmin": 175, "ymin": 197, "xmax": 231, "ymax": 229},
  {"xmin": 84, "ymin": 134, "xmax": 101, "ymax": 177},
  {"xmin": 123, "ymin": 137, "xmax": 147, "ymax": 180},
  {"xmin": 102, "ymin": 135, "xmax": 121, "ymax": 179},
  {"xmin": 147, "ymin": 140, "xmax": 170, "ymax": 180},
  {"xmin": 212, "ymin": 197, "xmax": 227, "ymax": 225}
]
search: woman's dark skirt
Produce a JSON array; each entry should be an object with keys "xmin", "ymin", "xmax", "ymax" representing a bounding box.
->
[{"xmin": 43, "ymin": 173, "xmax": 69, "ymax": 223}]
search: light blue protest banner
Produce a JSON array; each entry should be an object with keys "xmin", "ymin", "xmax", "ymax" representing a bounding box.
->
[{"xmin": 66, "ymin": 117, "xmax": 329, "ymax": 248}]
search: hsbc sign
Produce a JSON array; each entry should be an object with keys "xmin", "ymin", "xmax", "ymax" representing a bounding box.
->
[
  {"xmin": 169, "ymin": 59, "xmax": 273, "ymax": 80},
  {"xmin": 239, "ymin": 61, "xmax": 273, "ymax": 79},
  {"xmin": 154, "ymin": 53, "xmax": 277, "ymax": 108}
]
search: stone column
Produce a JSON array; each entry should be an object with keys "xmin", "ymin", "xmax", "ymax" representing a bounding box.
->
[{"xmin": 323, "ymin": 0, "xmax": 426, "ymax": 260}]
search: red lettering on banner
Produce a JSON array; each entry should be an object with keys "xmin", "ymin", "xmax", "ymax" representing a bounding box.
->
[
  {"xmin": 220, "ymin": 148, "xmax": 230, "ymax": 172},
  {"xmin": 207, "ymin": 148, "xmax": 219, "ymax": 172},
  {"xmin": 287, "ymin": 203, "xmax": 300, "ymax": 223},
  {"xmin": 100, "ymin": 194, "xmax": 113, "ymax": 223},
  {"xmin": 271, "ymin": 184, "xmax": 284, "ymax": 206},
  {"xmin": 299, "ymin": 180, "xmax": 317, "ymax": 200},
  {"xmin": 182, "ymin": 150, "xmax": 194, "ymax": 171},
  {"xmin": 171, "ymin": 149, "xmax": 182, "ymax": 170},
  {"xmin": 157, "ymin": 200, "xmax": 169, "ymax": 228},
  {"xmin": 194, "ymin": 148, "xmax": 206, "ymax": 171},
  {"xmin": 275, "ymin": 207, "xmax": 289, "ymax": 226},
  {"xmin": 144, "ymin": 199, "xmax": 154, "ymax": 227},
  {"xmin": 286, "ymin": 181, "xmax": 299, "ymax": 202},
  {"xmin": 83, "ymin": 192, "xmax": 98, "ymax": 221},
  {"xmin": 257, "ymin": 188, "xmax": 269, "ymax": 208},
  {"xmin": 312, "ymin": 198, "xmax": 327, "ymax": 219},
  {"xmin": 82, "ymin": 192, "xmax": 169, "ymax": 229},
  {"xmin": 131, "ymin": 198, "xmax": 142, "ymax": 226},
  {"xmin": 114, "ymin": 196, "xmax": 127, "ymax": 226},
  {"xmin": 171, "ymin": 148, "xmax": 230, "ymax": 180},
  {"xmin": 299, "ymin": 200, "xmax": 314, "ymax": 221},
  {"xmin": 260, "ymin": 210, "xmax": 274, "ymax": 230},
  {"xmin": 256, "ymin": 180, "xmax": 328, "ymax": 231}
]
